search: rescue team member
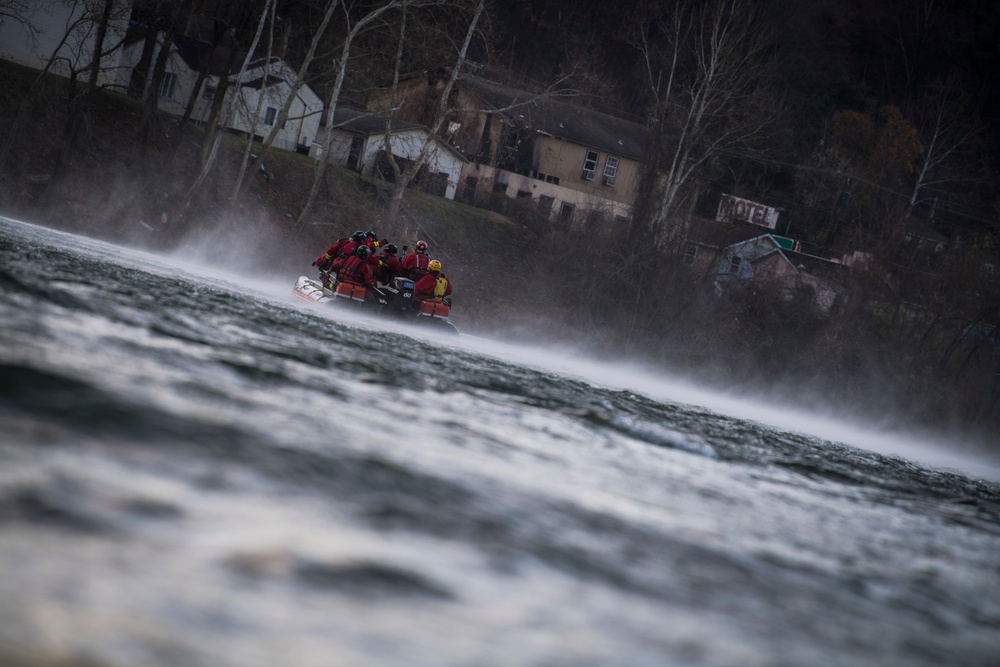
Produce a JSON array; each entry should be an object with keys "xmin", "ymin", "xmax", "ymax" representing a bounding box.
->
[
  {"xmin": 402, "ymin": 240, "xmax": 429, "ymax": 279},
  {"xmin": 332, "ymin": 245, "xmax": 377, "ymax": 296},
  {"xmin": 413, "ymin": 259, "xmax": 452, "ymax": 304},
  {"xmin": 374, "ymin": 243, "xmax": 403, "ymax": 284},
  {"xmin": 314, "ymin": 230, "xmax": 366, "ymax": 271},
  {"xmin": 338, "ymin": 230, "xmax": 370, "ymax": 261},
  {"xmin": 364, "ymin": 230, "xmax": 383, "ymax": 255}
]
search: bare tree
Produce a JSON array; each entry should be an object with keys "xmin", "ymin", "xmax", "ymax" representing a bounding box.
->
[
  {"xmin": 230, "ymin": 0, "xmax": 278, "ymax": 205},
  {"xmin": 380, "ymin": 0, "xmax": 485, "ymax": 222},
  {"xmin": 181, "ymin": 0, "xmax": 274, "ymax": 209},
  {"xmin": 229, "ymin": 0, "xmax": 341, "ymax": 203},
  {"xmin": 0, "ymin": 4, "xmax": 90, "ymax": 174},
  {"xmin": 0, "ymin": 0, "xmax": 40, "ymax": 45},
  {"xmin": 906, "ymin": 75, "xmax": 986, "ymax": 222},
  {"xmin": 296, "ymin": 0, "xmax": 431, "ymax": 227},
  {"xmin": 626, "ymin": 0, "xmax": 778, "ymax": 248},
  {"xmin": 135, "ymin": 1, "xmax": 192, "ymax": 155},
  {"xmin": 53, "ymin": 0, "xmax": 130, "ymax": 178}
]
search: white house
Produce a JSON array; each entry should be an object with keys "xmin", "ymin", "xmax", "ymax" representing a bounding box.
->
[
  {"xmin": 117, "ymin": 32, "xmax": 323, "ymax": 153},
  {"xmin": 313, "ymin": 108, "xmax": 468, "ymax": 200},
  {"xmin": 0, "ymin": 0, "xmax": 130, "ymax": 85}
]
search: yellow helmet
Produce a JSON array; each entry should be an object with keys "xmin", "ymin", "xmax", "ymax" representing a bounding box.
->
[{"xmin": 428, "ymin": 259, "xmax": 442, "ymax": 272}]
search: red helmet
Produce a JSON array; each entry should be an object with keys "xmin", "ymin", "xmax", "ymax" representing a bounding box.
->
[{"xmin": 415, "ymin": 240, "xmax": 427, "ymax": 252}]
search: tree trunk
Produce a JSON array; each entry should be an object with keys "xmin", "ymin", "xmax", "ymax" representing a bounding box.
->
[
  {"xmin": 296, "ymin": 0, "xmax": 413, "ymax": 227},
  {"xmin": 53, "ymin": 0, "xmax": 117, "ymax": 179},
  {"xmin": 232, "ymin": 0, "xmax": 341, "ymax": 202},
  {"xmin": 385, "ymin": 0, "xmax": 485, "ymax": 223},
  {"xmin": 137, "ymin": 10, "xmax": 180, "ymax": 155},
  {"xmin": 181, "ymin": 0, "xmax": 274, "ymax": 211},
  {"xmin": 231, "ymin": 0, "xmax": 277, "ymax": 206}
]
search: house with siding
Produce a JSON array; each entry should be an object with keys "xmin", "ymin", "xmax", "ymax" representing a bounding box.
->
[
  {"xmin": 312, "ymin": 108, "xmax": 467, "ymax": 200},
  {"xmin": 686, "ymin": 217, "xmax": 849, "ymax": 312},
  {"xmin": 365, "ymin": 72, "xmax": 649, "ymax": 228},
  {"xmin": 117, "ymin": 33, "xmax": 322, "ymax": 153}
]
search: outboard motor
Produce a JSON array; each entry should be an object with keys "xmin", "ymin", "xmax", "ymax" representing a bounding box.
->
[
  {"xmin": 377, "ymin": 277, "xmax": 416, "ymax": 316},
  {"xmin": 393, "ymin": 277, "xmax": 416, "ymax": 313}
]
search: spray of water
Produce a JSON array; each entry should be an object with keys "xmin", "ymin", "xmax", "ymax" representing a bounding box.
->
[{"xmin": 12, "ymin": 215, "xmax": 997, "ymax": 482}]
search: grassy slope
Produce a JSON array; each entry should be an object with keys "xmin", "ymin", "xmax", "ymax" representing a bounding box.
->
[{"xmin": 0, "ymin": 61, "xmax": 541, "ymax": 335}]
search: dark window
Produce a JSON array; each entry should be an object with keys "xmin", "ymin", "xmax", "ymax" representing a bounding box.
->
[
  {"xmin": 463, "ymin": 176, "xmax": 479, "ymax": 200},
  {"xmin": 263, "ymin": 107, "xmax": 278, "ymax": 126},
  {"xmin": 516, "ymin": 189, "xmax": 532, "ymax": 198},
  {"xmin": 582, "ymin": 150, "xmax": 599, "ymax": 180},
  {"xmin": 347, "ymin": 136, "xmax": 363, "ymax": 171},
  {"xmin": 684, "ymin": 244, "xmax": 698, "ymax": 264},
  {"xmin": 545, "ymin": 174, "xmax": 560, "ymax": 185},
  {"xmin": 538, "ymin": 195, "xmax": 554, "ymax": 215},
  {"xmin": 201, "ymin": 84, "xmax": 216, "ymax": 100},
  {"xmin": 560, "ymin": 202, "xmax": 575, "ymax": 221},
  {"xmin": 503, "ymin": 124, "xmax": 518, "ymax": 149},
  {"xmin": 730, "ymin": 255, "xmax": 742, "ymax": 273},
  {"xmin": 160, "ymin": 72, "xmax": 176, "ymax": 99}
]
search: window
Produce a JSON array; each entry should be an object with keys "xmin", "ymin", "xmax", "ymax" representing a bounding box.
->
[
  {"xmin": 582, "ymin": 150, "xmax": 599, "ymax": 180},
  {"xmin": 538, "ymin": 195, "xmax": 554, "ymax": 216},
  {"xmin": 160, "ymin": 72, "xmax": 176, "ymax": 99},
  {"xmin": 545, "ymin": 174, "xmax": 560, "ymax": 185},
  {"xmin": 347, "ymin": 136, "xmax": 363, "ymax": 171},
  {"xmin": 602, "ymin": 156, "xmax": 619, "ymax": 186},
  {"xmin": 263, "ymin": 106, "xmax": 278, "ymax": 126},
  {"xmin": 560, "ymin": 202, "xmax": 576, "ymax": 221},
  {"xmin": 684, "ymin": 244, "xmax": 698, "ymax": 265},
  {"xmin": 463, "ymin": 176, "xmax": 479, "ymax": 200},
  {"xmin": 730, "ymin": 256, "xmax": 742, "ymax": 274},
  {"xmin": 201, "ymin": 84, "xmax": 216, "ymax": 100},
  {"xmin": 503, "ymin": 126, "xmax": 518, "ymax": 150}
]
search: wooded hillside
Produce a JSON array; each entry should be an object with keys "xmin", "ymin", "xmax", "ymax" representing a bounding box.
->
[{"xmin": 1, "ymin": 0, "xmax": 998, "ymax": 449}]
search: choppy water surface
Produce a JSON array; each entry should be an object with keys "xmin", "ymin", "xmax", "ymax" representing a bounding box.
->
[{"xmin": 1, "ymin": 216, "xmax": 999, "ymax": 667}]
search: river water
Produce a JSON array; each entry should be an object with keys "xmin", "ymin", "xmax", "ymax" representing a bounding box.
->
[{"xmin": 1, "ymin": 215, "xmax": 999, "ymax": 667}]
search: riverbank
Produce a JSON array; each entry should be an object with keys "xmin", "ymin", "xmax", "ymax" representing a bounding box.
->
[
  {"xmin": 0, "ymin": 61, "xmax": 542, "ymax": 335},
  {"xmin": 3, "ymin": 60, "xmax": 999, "ymax": 454}
]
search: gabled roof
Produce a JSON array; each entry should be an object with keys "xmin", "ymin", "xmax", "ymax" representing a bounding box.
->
[
  {"xmin": 331, "ymin": 107, "xmax": 424, "ymax": 135},
  {"xmin": 904, "ymin": 220, "xmax": 948, "ymax": 244},
  {"xmin": 780, "ymin": 250, "xmax": 851, "ymax": 281},
  {"xmin": 458, "ymin": 76, "xmax": 650, "ymax": 161},
  {"xmin": 242, "ymin": 74, "xmax": 286, "ymax": 90},
  {"xmin": 686, "ymin": 218, "xmax": 772, "ymax": 248},
  {"xmin": 172, "ymin": 35, "xmax": 246, "ymax": 77},
  {"xmin": 330, "ymin": 108, "xmax": 468, "ymax": 162}
]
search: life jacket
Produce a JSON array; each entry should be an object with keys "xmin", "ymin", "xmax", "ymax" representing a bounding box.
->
[
  {"xmin": 434, "ymin": 275, "xmax": 449, "ymax": 298},
  {"xmin": 315, "ymin": 238, "xmax": 348, "ymax": 269},
  {"xmin": 337, "ymin": 255, "xmax": 368, "ymax": 285},
  {"xmin": 407, "ymin": 252, "xmax": 429, "ymax": 278},
  {"xmin": 330, "ymin": 239, "xmax": 350, "ymax": 258}
]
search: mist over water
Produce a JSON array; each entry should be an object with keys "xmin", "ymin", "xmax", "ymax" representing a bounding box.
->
[{"xmin": 2, "ymin": 215, "xmax": 999, "ymax": 667}]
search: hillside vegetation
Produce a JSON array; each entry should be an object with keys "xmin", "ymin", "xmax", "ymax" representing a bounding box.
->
[
  {"xmin": 0, "ymin": 53, "xmax": 997, "ymax": 453},
  {"xmin": 0, "ymin": 60, "xmax": 541, "ymax": 333}
]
